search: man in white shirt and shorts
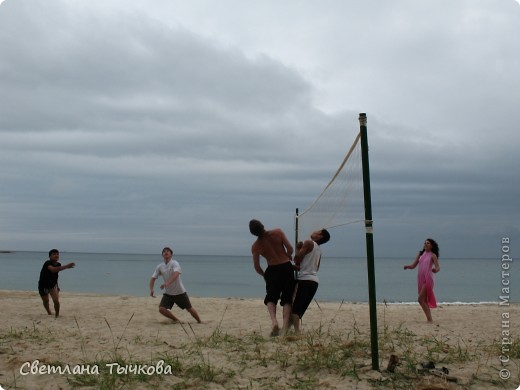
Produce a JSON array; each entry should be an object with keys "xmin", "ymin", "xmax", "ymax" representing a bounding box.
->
[{"xmin": 149, "ymin": 247, "xmax": 202, "ymax": 323}]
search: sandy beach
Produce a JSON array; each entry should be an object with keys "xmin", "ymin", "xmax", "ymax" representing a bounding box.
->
[{"xmin": 0, "ymin": 290, "xmax": 518, "ymax": 389}]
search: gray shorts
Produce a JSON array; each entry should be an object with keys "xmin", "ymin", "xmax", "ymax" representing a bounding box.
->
[
  {"xmin": 38, "ymin": 283, "xmax": 59, "ymax": 297},
  {"xmin": 160, "ymin": 292, "xmax": 192, "ymax": 310}
]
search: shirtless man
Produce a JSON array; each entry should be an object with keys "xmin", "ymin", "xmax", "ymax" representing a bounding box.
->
[{"xmin": 249, "ymin": 219, "xmax": 294, "ymax": 336}]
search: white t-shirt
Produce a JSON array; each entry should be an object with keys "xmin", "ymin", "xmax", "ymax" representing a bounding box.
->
[
  {"xmin": 151, "ymin": 259, "xmax": 186, "ymax": 296},
  {"xmin": 297, "ymin": 241, "xmax": 321, "ymax": 283}
]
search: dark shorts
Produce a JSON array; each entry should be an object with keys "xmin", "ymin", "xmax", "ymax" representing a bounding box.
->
[
  {"xmin": 264, "ymin": 262, "xmax": 295, "ymax": 306},
  {"xmin": 292, "ymin": 280, "xmax": 319, "ymax": 318},
  {"xmin": 38, "ymin": 283, "xmax": 59, "ymax": 297},
  {"xmin": 160, "ymin": 292, "xmax": 192, "ymax": 310}
]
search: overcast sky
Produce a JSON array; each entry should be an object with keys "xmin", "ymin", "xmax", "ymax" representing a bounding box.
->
[{"xmin": 1, "ymin": 0, "xmax": 519, "ymax": 258}]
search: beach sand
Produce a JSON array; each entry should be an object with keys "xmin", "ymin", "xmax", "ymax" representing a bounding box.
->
[{"xmin": 0, "ymin": 290, "xmax": 518, "ymax": 389}]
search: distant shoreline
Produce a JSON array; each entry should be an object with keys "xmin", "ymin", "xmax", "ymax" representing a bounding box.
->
[{"xmin": 0, "ymin": 289, "xmax": 505, "ymax": 305}]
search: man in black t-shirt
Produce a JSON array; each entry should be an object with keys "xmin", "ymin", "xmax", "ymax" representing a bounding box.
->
[{"xmin": 38, "ymin": 249, "xmax": 75, "ymax": 318}]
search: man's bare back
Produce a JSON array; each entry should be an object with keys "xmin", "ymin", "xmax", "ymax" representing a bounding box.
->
[
  {"xmin": 252, "ymin": 228, "xmax": 293, "ymax": 266},
  {"xmin": 249, "ymin": 220, "xmax": 293, "ymax": 278},
  {"xmin": 249, "ymin": 219, "xmax": 295, "ymax": 336}
]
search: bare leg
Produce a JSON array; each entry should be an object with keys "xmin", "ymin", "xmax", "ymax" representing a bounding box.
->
[
  {"xmin": 49, "ymin": 287, "xmax": 60, "ymax": 318},
  {"xmin": 291, "ymin": 314, "xmax": 301, "ymax": 334},
  {"xmin": 418, "ymin": 285, "xmax": 432, "ymax": 322},
  {"xmin": 159, "ymin": 306, "xmax": 180, "ymax": 322},
  {"xmin": 266, "ymin": 302, "xmax": 279, "ymax": 336},
  {"xmin": 281, "ymin": 304, "xmax": 292, "ymax": 336},
  {"xmin": 187, "ymin": 307, "xmax": 202, "ymax": 323},
  {"xmin": 41, "ymin": 294, "xmax": 52, "ymax": 315}
]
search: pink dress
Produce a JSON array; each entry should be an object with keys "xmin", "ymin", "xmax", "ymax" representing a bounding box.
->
[{"xmin": 417, "ymin": 251, "xmax": 437, "ymax": 308}]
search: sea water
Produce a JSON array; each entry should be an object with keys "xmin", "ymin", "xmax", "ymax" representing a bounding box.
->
[{"xmin": 0, "ymin": 251, "xmax": 516, "ymax": 303}]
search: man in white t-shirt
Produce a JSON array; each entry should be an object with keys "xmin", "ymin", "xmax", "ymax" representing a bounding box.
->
[
  {"xmin": 149, "ymin": 247, "xmax": 201, "ymax": 323},
  {"xmin": 291, "ymin": 228, "xmax": 330, "ymax": 334}
]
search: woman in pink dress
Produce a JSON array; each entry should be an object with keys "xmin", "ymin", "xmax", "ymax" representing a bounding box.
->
[{"xmin": 404, "ymin": 239, "xmax": 440, "ymax": 322}]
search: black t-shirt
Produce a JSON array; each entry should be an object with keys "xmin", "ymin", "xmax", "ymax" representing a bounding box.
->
[{"xmin": 38, "ymin": 260, "xmax": 60, "ymax": 288}]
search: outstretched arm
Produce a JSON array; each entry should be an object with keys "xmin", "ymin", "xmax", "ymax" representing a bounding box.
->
[
  {"xmin": 48, "ymin": 262, "xmax": 75, "ymax": 273},
  {"xmin": 403, "ymin": 253, "xmax": 420, "ymax": 270}
]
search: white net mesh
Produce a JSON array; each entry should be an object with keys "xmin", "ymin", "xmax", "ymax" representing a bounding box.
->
[{"xmin": 296, "ymin": 132, "xmax": 365, "ymax": 241}]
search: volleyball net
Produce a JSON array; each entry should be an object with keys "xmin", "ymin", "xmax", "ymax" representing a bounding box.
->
[
  {"xmin": 295, "ymin": 114, "xmax": 379, "ymax": 370},
  {"xmin": 295, "ymin": 113, "xmax": 379, "ymax": 370},
  {"xmin": 295, "ymin": 132, "xmax": 365, "ymax": 242}
]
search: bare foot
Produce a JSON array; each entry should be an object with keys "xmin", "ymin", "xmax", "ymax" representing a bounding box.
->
[{"xmin": 270, "ymin": 325, "xmax": 280, "ymax": 337}]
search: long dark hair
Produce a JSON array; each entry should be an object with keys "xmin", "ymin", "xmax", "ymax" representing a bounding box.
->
[{"xmin": 420, "ymin": 238, "xmax": 439, "ymax": 258}]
